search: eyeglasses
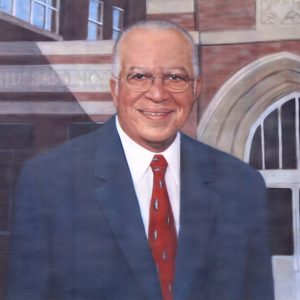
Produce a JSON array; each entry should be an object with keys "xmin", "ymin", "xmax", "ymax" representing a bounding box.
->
[{"xmin": 115, "ymin": 72, "xmax": 195, "ymax": 93}]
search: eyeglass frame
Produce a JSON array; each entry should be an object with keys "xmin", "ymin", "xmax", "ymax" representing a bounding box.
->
[{"xmin": 113, "ymin": 72, "xmax": 197, "ymax": 93}]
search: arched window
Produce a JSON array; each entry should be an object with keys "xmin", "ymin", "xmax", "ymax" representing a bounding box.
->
[{"xmin": 245, "ymin": 92, "xmax": 300, "ymax": 274}]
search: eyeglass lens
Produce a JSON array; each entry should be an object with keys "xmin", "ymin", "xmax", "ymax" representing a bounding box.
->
[{"xmin": 126, "ymin": 73, "xmax": 190, "ymax": 92}]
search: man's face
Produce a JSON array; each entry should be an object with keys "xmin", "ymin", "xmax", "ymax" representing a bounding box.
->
[{"xmin": 110, "ymin": 28, "xmax": 201, "ymax": 152}]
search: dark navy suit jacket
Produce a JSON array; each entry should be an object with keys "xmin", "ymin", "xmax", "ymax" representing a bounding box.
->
[{"xmin": 6, "ymin": 116, "xmax": 274, "ymax": 300}]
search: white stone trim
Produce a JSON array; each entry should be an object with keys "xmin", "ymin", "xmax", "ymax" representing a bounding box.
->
[
  {"xmin": 260, "ymin": 170, "xmax": 300, "ymax": 187},
  {"xmin": 200, "ymin": 29, "xmax": 300, "ymax": 45},
  {"xmin": 0, "ymin": 64, "xmax": 111, "ymax": 93},
  {"xmin": 146, "ymin": 0, "xmax": 194, "ymax": 14},
  {"xmin": 0, "ymin": 40, "xmax": 114, "ymax": 56},
  {"xmin": 0, "ymin": 101, "xmax": 115, "ymax": 115},
  {"xmin": 189, "ymin": 31, "xmax": 200, "ymax": 44},
  {"xmin": 272, "ymin": 256, "xmax": 300, "ymax": 300},
  {"xmin": 37, "ymin": 40, "xmax": 115, "ymax": 56},
  {"xmin": 79, "ymin": 101, "xmax": 116, "ymax": 115}
]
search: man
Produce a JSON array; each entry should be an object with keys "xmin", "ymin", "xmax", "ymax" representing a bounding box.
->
[{"xmin": 6, "ymin": 21, "xmax": 274, "ymax": 300}]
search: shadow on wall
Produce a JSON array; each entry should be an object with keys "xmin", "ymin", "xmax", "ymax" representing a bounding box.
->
[{"xmin": 0, "ymin": 42, "xmax": 103, "ymax": 300}]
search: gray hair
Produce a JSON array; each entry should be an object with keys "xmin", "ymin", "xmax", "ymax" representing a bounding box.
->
[{"xmin": 111, "ymin": 20, "xmax": 201, "ymax": 78}]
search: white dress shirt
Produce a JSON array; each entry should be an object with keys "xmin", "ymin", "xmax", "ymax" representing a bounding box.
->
[{"xmin": 116, "ymin": 117, "xmax": 181, "ymax": 236}]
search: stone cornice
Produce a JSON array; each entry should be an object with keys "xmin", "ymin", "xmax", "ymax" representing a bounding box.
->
[
  {"xmin": 201, "ymin": 29, "xmax": 300, "ymax": 45},
  {"xmin": 146, "ymin": 0, "xmax": 194, "ymax": 14}
]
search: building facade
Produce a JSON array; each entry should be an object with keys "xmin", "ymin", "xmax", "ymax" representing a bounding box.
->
[{"xmin": 0, "ymin": 0, "xmax": 299, "ymax": 299}]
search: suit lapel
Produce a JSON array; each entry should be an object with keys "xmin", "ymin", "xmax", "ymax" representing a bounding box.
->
[
  {"xmin": 173, "ymin": 135, "xmax": 219, "ymax": 300},
  {"xmin": 93, "ymin": 118, "xmax": 162, "ymax": 300},
  {"xmin": 91, "ymin": 121, "xmax": 219, "ymax": 300}
]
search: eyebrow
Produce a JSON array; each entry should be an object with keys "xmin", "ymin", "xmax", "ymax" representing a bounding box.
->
[{"xmin": 126, "ymin": 66, "xmax": 189, "ymax": 73}]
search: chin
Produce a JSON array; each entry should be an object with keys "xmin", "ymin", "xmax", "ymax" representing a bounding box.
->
[
  {"xmin": 144, "ymin": 132, "xmax": 176, "ymax": 147},
  {"xmin": 142, "ymin": 131, "xmax": 172, "ymax": 142}
]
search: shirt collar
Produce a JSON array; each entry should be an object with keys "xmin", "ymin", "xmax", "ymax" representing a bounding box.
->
[{"xmin": 115, "ymin": 116, "xmax": 180, "ymax": 185}]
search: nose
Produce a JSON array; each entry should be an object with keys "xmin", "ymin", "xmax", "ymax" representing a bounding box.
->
[{"xmin": 145, "ymin": 77, "xmax": 168, "ymax": 102}]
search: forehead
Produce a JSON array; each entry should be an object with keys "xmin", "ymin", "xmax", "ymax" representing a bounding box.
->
[{"xmin": 119, "ymin": 28, "xmax": 193, "ymax": 72}]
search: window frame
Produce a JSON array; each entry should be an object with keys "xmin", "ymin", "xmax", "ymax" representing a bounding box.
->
[
  {"xmin": 87, "ymin": 0, "xmax": 104, "ymax": 40},
  {"xmin": 245, "ymin": 92, "xmax": 300, "ymax": 271},
  {"xmin": 112, "ymin": 5, "xmax": 124, "ymax": 40},
  {"xmin": 0, "ymin": 0, "xmax": 60, "ymax": 33}
]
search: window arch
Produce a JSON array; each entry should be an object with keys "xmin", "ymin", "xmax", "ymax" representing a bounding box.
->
[{"xmin": 198, "ymin": 52, "xmax": 300, "ymax": 160}]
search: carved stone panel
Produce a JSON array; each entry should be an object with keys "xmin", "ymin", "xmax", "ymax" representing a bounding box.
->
[
  {"xmin": 0, "ymin": 64, "xmax": 111, "ymax": 93},
  {"xmin": 259, "ymin": 0, "xmax": 300, "ymax": 26}
]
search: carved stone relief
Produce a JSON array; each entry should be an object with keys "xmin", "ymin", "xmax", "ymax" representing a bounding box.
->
[
  {"xmin": 260, "ymin": 0, "xmax": 300, "ymax": 25},
  {"xmin": 0, "ymin": 64, "xmax": 111, "ymax": 93}
]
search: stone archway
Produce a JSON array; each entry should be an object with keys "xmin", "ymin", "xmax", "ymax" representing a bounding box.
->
[{"xmin": 197, "ymin": 51, "xmax": 300, "ymax": 160}]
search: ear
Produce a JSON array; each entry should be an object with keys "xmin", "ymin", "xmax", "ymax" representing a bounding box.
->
[
  {"xmin": 193, "ymin": 76, "xmax": 202, "ymax": 100},
  {"xmin": 110, "ymin": 77, "xmax": 119, "ymax": 107}
]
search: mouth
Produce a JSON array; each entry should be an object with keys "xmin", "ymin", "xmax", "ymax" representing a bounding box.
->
[{"xmin": 137, "ymin": 109, "xmax": 173, "ymax": 119}]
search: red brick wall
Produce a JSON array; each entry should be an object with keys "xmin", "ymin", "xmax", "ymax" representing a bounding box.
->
[
  {"xmin": 200, "ymin": 40, "xmax": 300, "ymax": 113},
  {"xmin": 147, "ymin": 13, "xmax": 196, "ymax": 31},
  {"xmin": 197, "ymin": 0, "xmax": 255, "ymax": 32}
]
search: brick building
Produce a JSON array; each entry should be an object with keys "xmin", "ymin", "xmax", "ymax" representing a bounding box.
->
[{"xmin": 0, "ymin": 0, "xmax": 299, "ymax": 299}]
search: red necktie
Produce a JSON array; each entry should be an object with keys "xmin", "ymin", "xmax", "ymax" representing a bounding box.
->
[{"xmin": 148, "ymin": 154, "xmax": 177, "ymax": 300}]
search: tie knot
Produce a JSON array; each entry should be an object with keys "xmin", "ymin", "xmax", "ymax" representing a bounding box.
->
[{"xmin": 150, "ymin": 154, "xmax": 168, "ymax": 176}]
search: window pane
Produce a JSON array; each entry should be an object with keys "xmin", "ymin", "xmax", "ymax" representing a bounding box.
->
[
  {"xmin": 68, "ymin": 122, "xmax": 102, "ymax": 139},
  {"xmin": 50, "ymin": 0, "xmax": 58, "ymax": 7},
  {"xmin": 15, "ymin": 0, "xmax": 30, "ymax": 21},
  {"xmin": 112, "ymin": 7, "xmax": 123, "ymax": 29},
  {"xmin": 0, "ymin": 0, "xmax": 12, "ymax": 13},
  {"xmin": 32, "ymin": 2, "xmax": 45, "ymax": 29},
  {"xmin": 282, "ymin": 99, "xmax": 297, "ymax": 169},
  {"xmin": 249, "ymin": 125, "xmax": 262, "ymax": 169},
  {"xmin": 267, "ymin": 188, "xmax": 293, "ymax": 255},
  {"xmin": 0, "ymin": 124, "xmax": 34, "ymax": 231},
  {"xmin": 45, "ymin": 7, "xmax": 53, "ymax": 30},
  {"xmin": 264, "ymin": 109, "xmax": 279, "ymax": 169},
  {"xmin": 0, "ymin": 189, "xmax": 10, "ymax": 231},
  {"xmin": 0, "ymin": 124, "xmax": 34, "ymax": 149},
  {"xmin": 49, "ymin": 8, "xmax": 57, "ymax": 31},
  {"xmin": 0, "ymin": 153, "xmax": 11, "ymax": 231},
  {"xmin": 88, "ymin": 21, "xmax": 102, "ymax": 40},
  {"xmin": 89, "ymin": 0, "xmax": 103, "ymax": 23},
  {"xmin": 112, "ymin": 29, "xmax": 120, "ymax": 40},
  {"xmin": 88, "ymin": 22, "xmax": 97, "ymax": 40},
  {"xmin": 89, "ymin": 0, "xmax": 98, "ymax": 20},
  {"xmin": 97, "ymin": 2, "xmax": 103, "ymax": 23}
]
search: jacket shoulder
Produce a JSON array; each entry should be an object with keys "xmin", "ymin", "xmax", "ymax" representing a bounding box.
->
[{"xmin": 181, "ymin": 133, "xmax": 265, "ymax": 185}]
